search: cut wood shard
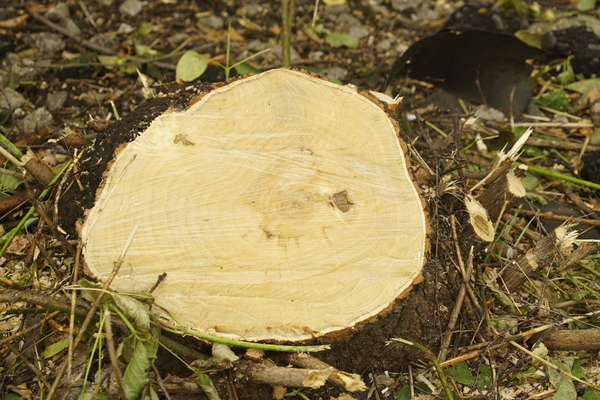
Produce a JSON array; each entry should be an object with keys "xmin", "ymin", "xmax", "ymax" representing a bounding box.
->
[{"xmin": 81, "ymin": 68, "xmax": 428, "ymax": 342}]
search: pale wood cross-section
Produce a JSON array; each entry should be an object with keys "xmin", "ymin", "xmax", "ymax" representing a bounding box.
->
[{"xmin": 81, "ymin": 68, "xmax": 428, "ymax": 342}]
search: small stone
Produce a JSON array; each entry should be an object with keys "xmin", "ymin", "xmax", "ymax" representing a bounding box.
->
[
  {"xmin": 391, "ymin": 0, "xmax": 423, "ymax": 12},
  {"xmin": 62, "ymin": 18, "xmax": 81, "ymax": 37},
  {"xmin": 117, "ymin": 23, "xmax": 136, "ymax": 34},
  {"xmin": 323, "ymin": 4, "xmax": 350, "ymax": 16},
  {"xmin": 45, "ymin": 3, "xmax": 70, "ymax": 22},
  {"xmin": 119, "ymin": 0, "xmax": 144, "ymax": 18},
  {"xmin": 245, "ymin": 39, "xmax": 266, "ymax": 52},
  {"xmin": 320, "ymin": 67, "xmax": 349, "ymax": 82},
  {"xmin": 31, "ymin": 32, "xmax": 65, "ymax": 57},
  {"xmin": 46, "ymin": 91, "xmax": 69, "ymax": 114},
  {"xmin": 473, "ymin": 105, "xmax": 505, "ymax": 122},
  {"xmin": 338, "ymin": 13, "xmax": 361, "ymax": 28},
  {"xmin": 395, "ymin": 43, "xmax": 409, "ymax": 53},
  {"xmin": 168, "ymin": 32, "xmax": 190, "ymax": 46},
  {"xmin": 349, "ymin": 26, "xmax": 369, "ymax": 40},
  {"xmin": 0, "ymin": 88, "xmax": 25, "ymax": 110},
  {"xmin": 245, "ymin": 3, "xmax": 263, "ymax": 18},
  {"xmin": 270, "ymin": 44, "xmax": 301, "ymax": 62},
  {"xmin": 412, "ymin": 8, "xmax": 441, "ymax": 22},
  {"xmin": 88, "ymin": 33, "xmax": 120, "ymax": 50},
  {"xmin": 17, "ymin": 107, "xmax": 53, "ymax": 135},
  {"xmin": 376, "ymin": 38, "xmax": 393, "ymax": 51},
  {"xmin": 200, "ymin": 15, "xmax": 225, "ymax": 30}
]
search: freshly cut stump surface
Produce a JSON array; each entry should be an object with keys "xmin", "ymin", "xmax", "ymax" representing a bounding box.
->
[{"xmin": 82, "ymin": 68, "xmax": 427, "ymax": 342}]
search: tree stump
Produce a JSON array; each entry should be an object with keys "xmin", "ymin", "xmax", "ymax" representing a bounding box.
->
[{"xmin": 62, "ymin": 68, "xmax": 430, "ymax": 344}]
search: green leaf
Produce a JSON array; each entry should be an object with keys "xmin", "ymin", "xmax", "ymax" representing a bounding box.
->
[
  {"xmin": 211, "ymin": 343, "xmax": 239, "ymax": 364},
  {"xmin": 234, "ymin": 61, "xmax": 261, "ymax": 76},
  {"xmin": 135, "ymin": 44, "xmax": 157, "ymax": 58},
  {"xmin": 521, "ymin": 173, "xmax": 539, "ymax": 191},
  {"xmin": 532, "ymin": 342, "xmax": 548, "ymax": 359},
  {"xmin": 117, "ymin": 333, "xmax": 137, "ymax": 369},
  {"xmin": 395, "ymin": 385, "xmax": 411, "ymax": 400},
  {"xmin": 197, "ymin": 373, "xmax": 222, "ymax": 400},
  {"xmin": 0, "ymin": 108, "xmax": 9, "ymax": 125},
  {"xmin": 565, "ymin": 78, "xmax": 600, "ymax": 95},
  {"xmin": 535, "ymin": 90, "xmax": 572, "ymax": 111},
  {"xmin": 122, "ymin": 337, "xmax": 154, "ymax": 400},
  {"xmin": 176, "ymin": 51, "xmax": 208, "ymax": 82},
  {"xmin": 303, "ymin": 23, "xmax": 330, "ymax": 41},
  {"xmin": 557, "ymin": 59, "xmax": 575, "ymax": 85},
  {"xmin": 476, "ymin": 364, "xmax": 493, "ymax": 389},
  {"xmin": 514, "ymin": 366, "xmax": 538, "ymax": 383},
  {"xmin": 577, "ymin": 0, "xmax": 597, "ymax": 11},
  {"xmin": 97, "ymin": 55, "xmax": 119, "ymax": 67},
  {"xmin": 77, "ymin": 278, "xmax": 107, "ymax": 304},
  {"xmin": 571, "ymin": 358, "xmax": 586, "ymax": 379},
  {"xmin": 145, "ymin": 63, "xmax": 163, "ymax": 80},
  {"xmin": 43, "ymin": 338, "xmax": 69, "ymax": 358},
  {"xmin": 0, "ymin": 170, "xmax": 23, "ymax": 193},
  {"xmin": 136, "ymin": 22, "xmax": 159, "ymax": 39},
  {"xmin": 8, "ymin": 63, "xmax": 20, "ymax": 89},
  {"xmin": 546, "ymin": 357, "xmax": 577, "ymax": 400},
  {"xmin": 591, "ymin": 128, "xmax": 600, "ymax": 145},
  {"xmin": 325, "ymin": 33, "xmax": 360, "ymax": 48},
  {"xmin": 78, "ymin": 391, "xmax": 109, "ymax": 400},
  {"xmin": 525, "ymin": 192, "xmax": 548, "ymax": 205},
  {"xmin": 583, "ymin": 390, "xmax": 600, "ymax": 400},
  {"xmin": 444, "ymin": 361, "xmax": 475, "ymax": 386},
  {"xmin": 113, "ymin": 294, "xmax": 151, "ymax": 332},
  {"xmin": 522, "ymin": 145, "xmax": 542, "ymax": 157}
]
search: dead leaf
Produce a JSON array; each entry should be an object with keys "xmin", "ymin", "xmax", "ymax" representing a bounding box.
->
[
  {"xmin": 587, "ymin": 86, "xmax": 600, "ymax": 103},
  {"xmin": 0, "ymin": 14, "xmax": 29, "ymax": 28}
]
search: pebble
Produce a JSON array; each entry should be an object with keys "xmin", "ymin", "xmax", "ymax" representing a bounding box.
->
[
  {"xmin": 391, "ymin": 0, "xmax": 424, "ymax": 12},
  {"xmin": 5, "ymin": 53, "xmax": 39, "ymax": 81},
  {"xmin": 245, "ymin": 3, "xmax": 263, "ymax": 18},
  {"xmin": 63, "ymin": 19, "xmax": 81, "ymax": 37},
  {"xmin": 368, "ymin": 0, "xmax": 389, "ymax": 15},
  {"xmin": 46, "ymin": 91, "xmax": 69, "ymax": 114},
  {"xmin": 412, "ymin": 8, "xmax": 441, "ymax": 22},
  {"xmin": 117, "ymin": 23, "xmax": 136, "ymax": 34},
  {"xmin": 270, "ymin": 44, "xmax": 301, "ymax": 62},
  {"xmin": 31, "ymin": 33, "xmax": 66, "ymax": 57},
  {"xmin": 45, "ymin": 3, "xmax": 70, "ymax": 22},
  {"xmin": 245, "ymin": 39, "xmax": 266, "ymax": 52},
  {"xmin": 89, "ymin": 33, "xmax": 120, "ymax": 50},
  {"xmin": 17, "ymin": 107, "xmax": 53, "ymax": 135},
  {"xmin": 119, "ymin": 0, "xmax": 144, "ymax": 18},
  {"xmin": 200, "ymin": 15, "xmax": 225, "ymax": 30},
  {"xmin": 320, "ymin": 67, "xmax": 349, "ymax": 82},
  {"xmin": 473, "ymin": 105, "xmax": 505, "ymax": 122},
  {"xmin": 0, "ymin": 88, "xmax": 25, "ymax": 110},
  {"xmin": 168, "ymin": 32, "xmax": 190, "ymax": 47},
  {"xmin": 376, "ymin": 38, "xmax": 393, "ymax": 51},
  {"xmin": 349, "ymin": 26, "xmax": 369, "ymax": 40},
  {"xmin": 323, "ymin": 4, "xmax": 350, "ymax": 17}
]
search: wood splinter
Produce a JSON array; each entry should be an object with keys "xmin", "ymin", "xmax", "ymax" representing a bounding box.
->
[
  {"xmin": 236, "ymin": 362, "xmax": 330, "ymax": 389},
  {"xmin": 501, "ymin": 224, "xmax": 577, "ymax": 292},
  {"xmin": 289, "ymin": 353, "xmax": 367, "ymax": 392}
]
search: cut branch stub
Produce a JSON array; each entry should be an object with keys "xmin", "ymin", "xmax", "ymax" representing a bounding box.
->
[{"xmin": 81, "ymin": 68, "xmax": 428, "ymax": 342}]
